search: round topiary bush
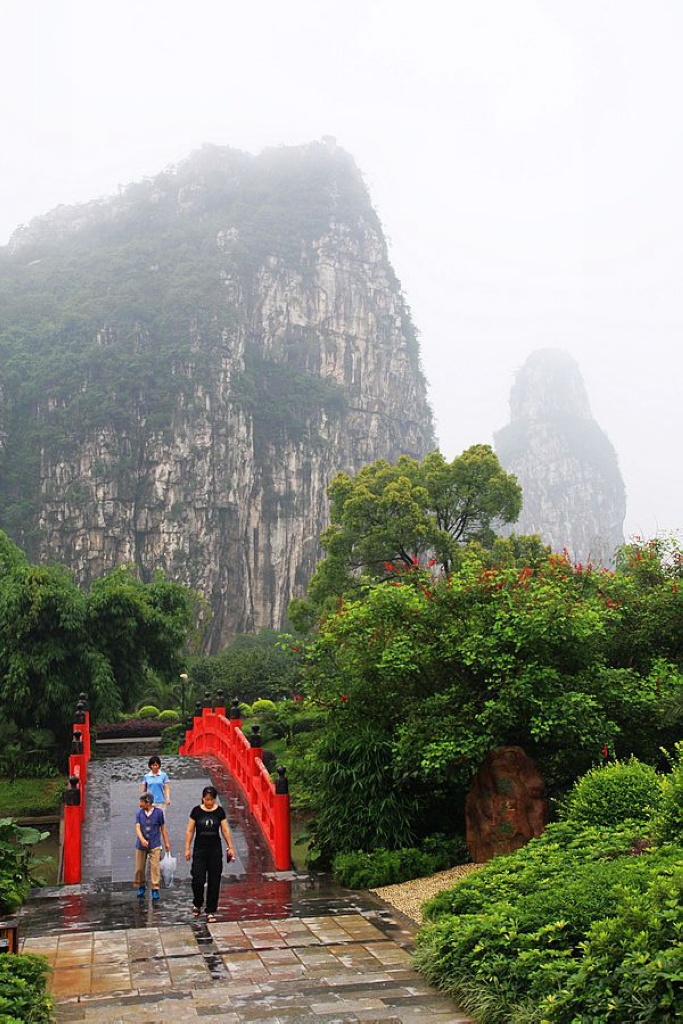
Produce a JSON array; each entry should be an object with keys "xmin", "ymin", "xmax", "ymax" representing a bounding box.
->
[
  {"xmin": 559, "ymin": 757, "xmax": 661, "ymax": 828},
  {"xmin": 137, "ymin": 705, "xmax": 161, "ymax": 719},
  {"xmin": 158, "ymin": 709, "xmax": 180, "ymax": 722},
  {"xmin": 252, "ymin": 699, "xmax": 277, "ymax": 714}
]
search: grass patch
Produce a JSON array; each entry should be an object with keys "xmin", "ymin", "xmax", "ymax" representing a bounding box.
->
[{"xmin": 0, "ymin": 778, "xmax": 63, "ymax": 818}]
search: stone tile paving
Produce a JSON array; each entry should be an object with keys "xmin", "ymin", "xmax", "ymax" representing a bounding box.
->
[{"xmin": 23, "ymin": 910, "xmax": 472, "ymax": 1022}]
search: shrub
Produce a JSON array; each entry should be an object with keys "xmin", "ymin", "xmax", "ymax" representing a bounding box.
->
[
  {"xmin": 157, "ymin": 709, "xmax": 180, "ymax": 722},
  {"xmin": 251, "ymin": 699, "xmax": 277, "ymax": 714},
  {"xmin": 332, "ymin": 835, "xmax": 469, "ymax": 889},
  {"xmin": 0, "ymin": 953, "xmax": 53, "ymax": 1023},
  {"xmin": 0, "ymin": 820, "xmax": 49, "ymax": 914},
  {"xmin": 557, "ymin": 757, "xmax": 661, "ymax": 828},
  {"xmin": 136, "ymin": 705, "xmax": 160, "ymax": 719},
  {"xmin": 652, "ymin": 741, "xmax": 683, "ymax": 844},
  {"xmin": 414, "ymin": 822, "xmax": 682, "ymax": 1024},
  {"xmin": 306, "ymin": 722, "xmax": 420, "ymax": 867},
  {"xmin": 160, "ymin": 722, "xmax": 186, "ymax": 754}
]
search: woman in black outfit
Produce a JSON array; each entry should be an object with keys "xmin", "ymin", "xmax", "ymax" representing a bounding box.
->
[{"xmin": 185, "ymin": 786, "xmax": 235, "ymax": 922}]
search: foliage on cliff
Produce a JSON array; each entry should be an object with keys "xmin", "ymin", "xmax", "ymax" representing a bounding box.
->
[{"xmin": 0, "ymin": 141, "xmax": 413, "ymax": 548}]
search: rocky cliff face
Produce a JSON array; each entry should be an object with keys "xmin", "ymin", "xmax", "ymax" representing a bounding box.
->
[
  {"xmin": 0, "ymin": 141, "xmax": 434, "ymax": 649},
  {"xmin": 494, "ymin": 349, "xmax": 625, "ymax": 566}
]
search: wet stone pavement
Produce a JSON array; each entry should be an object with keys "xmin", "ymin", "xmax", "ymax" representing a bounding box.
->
[{"xmin": 20, "ymin": 754, "xmax": 472, "ymax": 1023}]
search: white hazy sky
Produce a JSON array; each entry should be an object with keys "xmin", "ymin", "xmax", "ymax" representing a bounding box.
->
[{"xmin": 1, "ymin": 0, "xmax": 681, "ymax": 541}]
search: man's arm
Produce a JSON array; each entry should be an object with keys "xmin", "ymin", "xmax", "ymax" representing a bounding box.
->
[{"xmin": 161, "ymin": 822, "xmax": 171, "ymax": 853}]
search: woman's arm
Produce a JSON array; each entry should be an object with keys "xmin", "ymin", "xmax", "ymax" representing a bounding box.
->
[
  {"xmin": 163, "ymin": 781, "xmax": 171, "ymax": 805},
  {"xmin": 220, "ymin": 818, "xmax": 235, "ymax": 858},
  {"xmin": 185, "ymin": 818, "xmax": 196, "ymax": 861}
]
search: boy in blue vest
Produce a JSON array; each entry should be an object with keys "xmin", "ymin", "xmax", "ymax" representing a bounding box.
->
[{"xmin": 134, "ymin": 792, "xmax": 171, "ymax": 901}]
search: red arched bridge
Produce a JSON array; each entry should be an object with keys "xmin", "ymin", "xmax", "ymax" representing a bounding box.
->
[{"xmin": 63, "ymin": 695, "xmax": 291, "ymax": 883}]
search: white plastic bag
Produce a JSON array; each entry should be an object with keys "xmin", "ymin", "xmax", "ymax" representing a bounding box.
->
[{"xmin": 160, "ymin": 853, "xmax": 177, "ymax": 888}]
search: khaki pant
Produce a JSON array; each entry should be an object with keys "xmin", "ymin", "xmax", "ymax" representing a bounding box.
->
[{"xmin": 134, "ymin": 846, "xmax": 161, "ymax": 889}]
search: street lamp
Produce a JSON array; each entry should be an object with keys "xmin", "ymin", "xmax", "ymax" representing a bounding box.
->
[{"xmin": 179, "ymin": 673, "xmax": 189, "ymax": 720}]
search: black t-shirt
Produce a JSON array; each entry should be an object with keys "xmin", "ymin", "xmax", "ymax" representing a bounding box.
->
[{"xmin": 190, "ymin": 804, "xmax": 227, "ymax": 852}]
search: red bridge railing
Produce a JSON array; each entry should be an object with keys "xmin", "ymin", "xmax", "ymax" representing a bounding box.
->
[{"xmin": 179, "ymin": 697, "xmax": 291, "ymax": 871}]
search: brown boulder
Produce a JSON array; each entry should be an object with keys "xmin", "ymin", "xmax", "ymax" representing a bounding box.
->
[{"xmin": 465, "ymin": 746, "xmax": 547, "ymax": 862}]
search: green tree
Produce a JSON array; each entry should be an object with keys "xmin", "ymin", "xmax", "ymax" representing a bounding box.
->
[
  {"xmin": 85, "ymin": 566, "xmax": 197, "ymax": 714},
  {"xmin": 0, "ymin": 533, "xmax": 197, "ymax": 740},
  {"xmin": 298, "ymin": 544, "xmax": 682, "ymax": 860},
  {"xmin": 303, "ymin": 446, "xmax": 521, "ymax": 615}
]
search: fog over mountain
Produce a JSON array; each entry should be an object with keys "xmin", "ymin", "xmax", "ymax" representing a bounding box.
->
[{"xmin": 1, "ymin": 1, "xmax": 681, "ymax": 543}]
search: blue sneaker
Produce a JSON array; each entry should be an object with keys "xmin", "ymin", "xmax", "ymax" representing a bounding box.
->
[
  {"xmin": 136, "ymin": 886, "xmax": 146, "ymax": 898},
  {"xmin": 152, "ymin": 889, "xmax": 160, "ymax": 902}
]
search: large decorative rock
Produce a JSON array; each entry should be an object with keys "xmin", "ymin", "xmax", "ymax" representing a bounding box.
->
[{"xmin": 465, "ymin": 746, "xmax": 547, "ymax": 862}]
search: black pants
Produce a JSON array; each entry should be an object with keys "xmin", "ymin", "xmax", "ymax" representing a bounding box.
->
[{"xmin": 191, "ymin": 846, "xmax": 223, "ymax": 913}]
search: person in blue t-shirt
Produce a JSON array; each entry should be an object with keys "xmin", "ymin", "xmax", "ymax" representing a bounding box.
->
[
  {"xmin": 140, "ymin": 756, "xmax": 171, "ymax": 810},
  {"xmin": 134, "ymin": 792, "xmax": 171, "ymax": 900}
]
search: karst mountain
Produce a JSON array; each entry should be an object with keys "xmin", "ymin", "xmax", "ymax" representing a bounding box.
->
[{"xmin": 0, "ymin": 140, "xmax": 434, "ymax": 649}]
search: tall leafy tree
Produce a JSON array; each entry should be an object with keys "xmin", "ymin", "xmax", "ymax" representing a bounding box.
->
[
  {"xmin": 301, "ymin": 446, "xmax": 521, "ymax": 617},
  {"xmin": 0, "ymin": 532, "xmax": 197, "ymax": 739}
]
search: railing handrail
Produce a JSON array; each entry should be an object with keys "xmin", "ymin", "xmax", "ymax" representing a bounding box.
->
[{"xmin": 179, "ymin": 704, "xmax": 291, "ymax": 870}]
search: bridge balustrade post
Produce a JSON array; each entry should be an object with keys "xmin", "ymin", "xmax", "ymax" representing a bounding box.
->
[
  {"xmin": 70, "ymin": 729, "xmax": 87, "ymax": 788},
  {"xmin": 192, "ymin": 701, "xmax": 205, "ymax": 751},
  {"xmin": 274, "ymin": 766, "xmax": 291, "ymax": 871},
  {"xmin": 75, "ymin": 700, "xmax": 91, "ymax": 762},
  {"xmin": 248, "ymin": 725, "xmax": 263, "ymax": 804},
  {"xmin": 228, "ymin": 698, "xmax": 242, "ymax": 726},
  {"xmin": 68, "ymin": 752, "xmax": 86, "ymax": 818},
  {"xmin": 214, "ymin": 689, "xmax": 226, "ymax": 717},
  {"xmin": 63, "ymin": 775, "xmax": 82, "ymax": 884},
  {"xmin": 228, "ymin": 700, "xmax": 242, "ymax": 771}
]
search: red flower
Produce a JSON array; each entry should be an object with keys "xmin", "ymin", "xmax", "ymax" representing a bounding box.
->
[{"xmin": 602, "ymin": 744, "xmax": 609, "ymax": 759}]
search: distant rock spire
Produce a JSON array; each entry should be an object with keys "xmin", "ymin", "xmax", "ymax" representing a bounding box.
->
[{"xmin": 494, "ymin": 349, "xmax": 626, "ymax": 566}]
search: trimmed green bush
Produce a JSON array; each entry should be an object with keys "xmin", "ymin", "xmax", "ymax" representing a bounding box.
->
[
  {"xmin": 414, "ymin": 821, "xmax": 682, "ymax": 1024},
  {"xmin": 333, "ymin": 835, "xmax": 469, "ymax": 889},
  {"xmin": 157, "ymin": 709, "xmax": 180, "ymax": 722},
  {"xmin": 136, "ymin": 705, "xmax": 160, "ymax": 719},
  {"xmin": 557, "ymin": 757, "xmax": 661, "ymax": 828},
  {"xmin": 252, "ymin": 699, "xmax": 277, "ymax": 714},
  {"xmin": 0, "ymin": 953, "xmax": 53, "ymax": 1023}
]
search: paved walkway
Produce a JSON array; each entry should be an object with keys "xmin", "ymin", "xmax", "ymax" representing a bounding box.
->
[{"xmin": 20, "ymin": 755, "xmax": 472, "ymax": 1023}]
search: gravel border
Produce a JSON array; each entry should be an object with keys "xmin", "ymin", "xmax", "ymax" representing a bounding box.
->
[{"xmin": 371, "ymin": 863, "xmax": 483, "ymax": 925}]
